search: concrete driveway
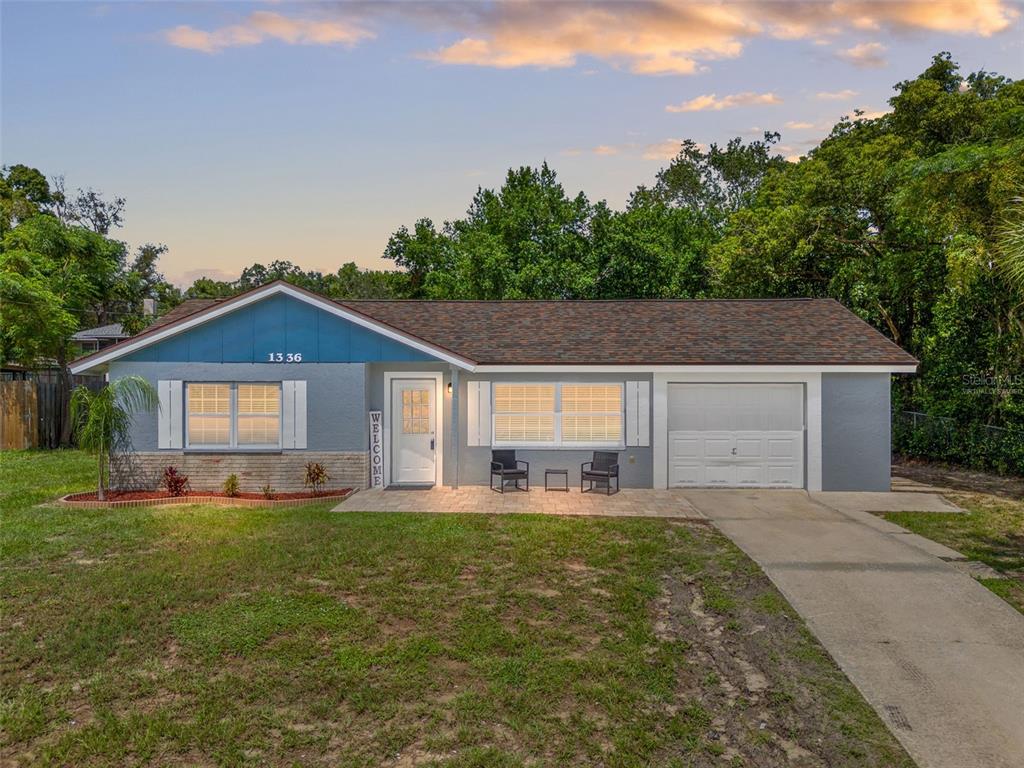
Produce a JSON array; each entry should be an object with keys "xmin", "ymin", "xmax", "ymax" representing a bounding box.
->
[{"xmin": 682, "ymin": 489, "xmax": 1024, "ymax": 768}]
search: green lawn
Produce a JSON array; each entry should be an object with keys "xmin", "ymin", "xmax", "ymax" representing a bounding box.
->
[
  {"xmin": 881, "ymin": 492, "xmax": 1024, "ymax": 615},
  {"xmin": 1, "ymin": 451, "xmax": 911, "ymax": 767}
]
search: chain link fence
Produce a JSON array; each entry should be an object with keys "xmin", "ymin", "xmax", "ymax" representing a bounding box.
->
[{"xmin": 892, "ymin": 410, "xmax": 1024, "ymax": 476}]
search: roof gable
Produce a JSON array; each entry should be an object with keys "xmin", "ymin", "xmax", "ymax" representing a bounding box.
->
[
  {"xmin": 70, "ymin": 282, "xmax": 472, "ymax": 372},
  {"xmin": 122, "ymin": 293, "xmax": 438, "ymax": 364}
]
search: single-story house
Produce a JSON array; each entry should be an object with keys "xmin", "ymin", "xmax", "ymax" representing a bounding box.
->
[
  {"xmin": 69, "ymin": 280, "xmax": 917, "ymax": 493},
  {"xmin": 71, "ymin": 322, "xmax": 130, "ymax": 354}
]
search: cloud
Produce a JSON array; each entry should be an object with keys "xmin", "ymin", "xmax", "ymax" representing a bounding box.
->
[
  {"xmin": 854, "ymin": 108, "xmax": 891, "ymax": 120},
  {"xmin": 666, "ymin": 92, "xmax": 781, "ymax": 113},
  {"xmin": 159, "ymin": 2, "xmax": 1019, "ymax": 70},
  {"xmin": 412, "ymin": 1, "xmax": 1017, "ymax": 75},
  {"xmin": 785, "ymin": 121, "xmax": 815, "ymax": 129},
  {"xmin": 421, "ymin": 3, "xmax": 752, "ymax": 75},
  {"xmin": 816, "ymin": 89, "xmax": 859, "ymax": 101},
  {"xmin": 563, "ymin": 145, "xmax": 626, "ymax": 157},
  {"xmin": 837, "ymin": 42, "xmax": 888, "ymax": 68},
  {"xmin": 643, "ymin": 139, "xmax": 685, "ymax": 160},
  {"xmin": 163, "ymin": 11, "xmax": 373, "ymax": 53},
  {"xmin": 836, "ymin": 0, "xmax": 1015, "ymax": 36}
]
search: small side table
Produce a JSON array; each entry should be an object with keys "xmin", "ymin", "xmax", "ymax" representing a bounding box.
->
[{"xmin": 544, "ymin": 468, "xmax": 569, "ymax": 492}]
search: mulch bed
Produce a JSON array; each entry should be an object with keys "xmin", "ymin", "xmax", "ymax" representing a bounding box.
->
[
  {"xmin": 59, "ymin": 489, "xmax": 354, "ymax": 509},
  {"xmin": 65, "ymin": 489, "xmax": 351, "ymax": 502}
]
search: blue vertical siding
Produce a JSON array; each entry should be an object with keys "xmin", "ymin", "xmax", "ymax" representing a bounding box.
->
[{"xmin": 124, "ymin": 295, "xmax": 438, "ymax": 364}]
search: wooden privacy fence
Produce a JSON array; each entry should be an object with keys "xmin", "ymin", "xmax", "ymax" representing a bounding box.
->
[
  {"xmin": 1, "ymin": 381, "xmax": 39, "ymax": 450},
  {"xmin": 0, "ymin": 371, "xmax": 106, "ymax": 450}
]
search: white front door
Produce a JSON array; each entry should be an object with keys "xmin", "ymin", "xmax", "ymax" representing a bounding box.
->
[{"xmin": 391, "ymin": 379, "xmax": 436, "ymax": 485}]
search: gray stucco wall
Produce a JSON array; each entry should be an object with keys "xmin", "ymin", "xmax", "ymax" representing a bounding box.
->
[
  {"xmin": 366, "ymin": 366, "xmax": 654, "ymax": 488},
  {"xmin": 110, "ymin": 361, "xmax": 368, "ymax": 452},
  {"xmin": 456, "ymin": 372, "xmax": 654, "ymax": 489},
  {"xmin": 821, "ymin": 372, "xmax": 891, "ymax": 491}
]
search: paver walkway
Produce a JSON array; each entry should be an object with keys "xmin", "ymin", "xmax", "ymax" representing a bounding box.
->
[
  {"xmin": 682, "ymin": 489, "xmax": 1024, "ymax": 768},
  {"xmin": 333, "ymin": 486, "xmax": 705, "ymax": 519}
]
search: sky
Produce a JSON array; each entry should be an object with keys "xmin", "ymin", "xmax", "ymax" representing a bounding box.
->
[{"xmin": 2, "ymin": 1, "xmax": 1022, "ymax": 287}]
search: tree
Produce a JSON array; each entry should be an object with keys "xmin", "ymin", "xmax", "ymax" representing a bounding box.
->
[
  {"xmin": 321, "ymin": 262, "xmax": 409, "ymax": 299},
  {"xmin": 708, "ymin": 53, "xmax": 1024, "ymax": 427},
  {"xmin": 1, "ymin": 211, "xmax": 127, "ymax": 444},
  {"xmin": 653, "ymin": 133, "xmax": 786, "ymax": 227},
  {"xmin": 50, "ymin": 176, "xmax": 125, "ymax": 235},
  {"xmin": 0, "ymin": 164, "xmax": 56, "ymax": 236},
  {"xmin": 384, "ymin": 164, "xmax": 599, "ymax": 299},
  {"xmin": 0, "ymin": 249, "xmax": 78, "ymax": 366},
  {"xmin": 70, "ymin": 375, "xmax": 157, "ymax": 501},
  {"xmin": 184, "ymin": 276, "xmax": 237, "ymax": 299},
  {"xmin": 118, "ymin": 243, "xmax": 182, "ymax": 334},
  {"xmin": 590, "ymin": 194, "xmax": 710, "ymax": 298}
]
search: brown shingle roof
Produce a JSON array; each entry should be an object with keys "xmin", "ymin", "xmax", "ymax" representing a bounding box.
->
[
  {"xmin": 146, "ymin": 298, "xmax": 226, "ymax": 330},
  {"xmin": 71, "ymin": 281, "xmax": 917, "ymax": 369},
  {"xmin": 339, "ymin": 298, "xmax": 917, "ymax": 366}
]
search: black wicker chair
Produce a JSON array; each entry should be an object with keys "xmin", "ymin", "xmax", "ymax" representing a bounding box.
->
[
  {"xmin": 490, "ymin": 450, "xmax": 529, "ymax": 493},
  {"xmin": 581, "ymin": 451, "xmax": 620, "ymax": 495}
]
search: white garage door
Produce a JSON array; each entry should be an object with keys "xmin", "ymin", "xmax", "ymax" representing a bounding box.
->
[{"xmin": 668, "ymin": 384, "xmax": 805, "ymax": 488}]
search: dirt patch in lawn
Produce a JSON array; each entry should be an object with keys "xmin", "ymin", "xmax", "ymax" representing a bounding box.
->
[
  {"xmin": 648, "ymin": 521, "xmax": 907, "ymax": 767},
  {"xmin": 894, "ymin": 458, "xmax": 1024, "ymax": 499}
]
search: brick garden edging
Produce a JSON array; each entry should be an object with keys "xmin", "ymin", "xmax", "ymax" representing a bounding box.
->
[{"xmin": 57, "ymin": 490, "xmax": 354, "ymax": 510}]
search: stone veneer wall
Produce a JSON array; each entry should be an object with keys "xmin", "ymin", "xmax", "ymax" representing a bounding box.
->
[{"xmin": 111, "ymin": 452, "xmax": 368, "ymax": 493}]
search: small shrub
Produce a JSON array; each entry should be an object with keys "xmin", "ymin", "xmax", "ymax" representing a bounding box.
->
[
  {"xmin": 260, "ymin": 484, "xmax": 276, "ymax": 500},
  {"xmin": 223, "ymin": 474, "xmax": 241, "ymax": 497},
  {"xmin": 162, "ymin": 466, "xmax": 190, "ymax": 497},
  {"xmin": 303, "ymin": 462, "xmax": 330, "ymax": 494}
]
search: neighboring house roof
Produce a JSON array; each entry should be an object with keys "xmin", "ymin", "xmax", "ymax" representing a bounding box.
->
[
  {"xmin": 71, "ymin": 323, "xmax": 129, "ymax": 341},
  {"xmin": 70, "ymin": 280, "xmax": 918, "ymax": 373}
]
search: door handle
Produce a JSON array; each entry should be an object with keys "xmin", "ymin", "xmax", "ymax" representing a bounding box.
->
[
  {"xmin": 430, "ymin": 438, "xmax": 435, "ymax": 451},
  {"xmin": 731, "ymin": 447, "xmax": 737, "ymax": 455}
]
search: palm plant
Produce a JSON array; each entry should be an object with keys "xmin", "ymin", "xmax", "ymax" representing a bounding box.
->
[
  {"xmin": 70, "ymin": 375, "xmax": 158, "ymax": 500},
  {"xmin": 997, "ymin": 195, "xmax": 1024, "ymax": 293}
]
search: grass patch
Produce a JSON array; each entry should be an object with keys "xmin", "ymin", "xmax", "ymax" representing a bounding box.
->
[
  {"xmin": 1, "ymin": 450, "xmax": 911, "ymax": 766},
  {"xmin": 881, "ymin": 491, "xmax": 1024, "ymax": 614}
]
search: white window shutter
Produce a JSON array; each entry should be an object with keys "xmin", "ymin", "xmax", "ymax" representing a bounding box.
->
[
  {"xmin": 282, "ymin": 381, "xmax": 307, "ymax": 449},
  {"xmin": 478, "ymin": 381, "xmax": 491, "ymax": 446},
  {"xmin": 466, "ymin": 381, "xmax": 478, "ymax": 446},
  {"xmin": 158, "ymin": 380, "xmax": 183, "ymax": 449},
  {"xmin": 466, "ymin": 381, "xmax": 491, "ymax": 446},
  {"xmin": 636, "ymin": 380, "xmax": 650, "ymax": 447},
  {"xmin": 625, "ymin": 382, "xmax": 637, "ymax": 446},
  {"xmin": 293, "ymin": 381, "xmax": 307, "ymax": 449},
  {"xmin": 625, "ymin": 381, "xmax": 650, "ymax": 447}
]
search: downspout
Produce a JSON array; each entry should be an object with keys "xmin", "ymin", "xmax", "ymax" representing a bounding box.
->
[{"xmin": 450, "ymin": 367, "xmax": 460, "ymax": 489}]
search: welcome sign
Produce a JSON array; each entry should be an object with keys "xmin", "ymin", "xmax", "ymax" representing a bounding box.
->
[{"xmin": 369, "ymin": 411, "xmax": 384, "ymax": 488}]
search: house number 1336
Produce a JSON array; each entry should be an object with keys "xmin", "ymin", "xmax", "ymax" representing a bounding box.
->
[{"xmin": 268, "ymin": 353, "xmax": 302, "ymax": 362}]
